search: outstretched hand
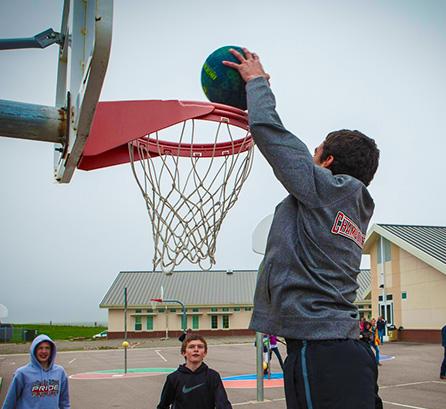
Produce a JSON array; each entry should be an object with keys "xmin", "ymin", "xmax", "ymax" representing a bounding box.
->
[{"xmin": 223, "ymin": 48, "xmax": 270, "ymax": 83}]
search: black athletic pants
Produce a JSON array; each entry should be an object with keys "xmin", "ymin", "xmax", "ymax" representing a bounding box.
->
[
  {"xmin": 269, "ymin": 347, "xmax": 284, "ymax": 369},
  {"xmin": 284, "ymin": 339, "xmax": 383, "ymax": 409}
]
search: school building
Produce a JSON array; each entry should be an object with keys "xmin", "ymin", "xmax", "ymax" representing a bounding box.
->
[
  {"xmin": 100, "ymin": 269, "xmax": 372, "ymax": 338},
  {"xmin": 363, "ymin": 224, "xmax": 446, "ymax": 343}
]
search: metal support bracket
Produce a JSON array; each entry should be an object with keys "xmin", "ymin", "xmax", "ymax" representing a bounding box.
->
[{"xmin": 0, "ymin": 28, "xmax": 64, "ymax": 50}]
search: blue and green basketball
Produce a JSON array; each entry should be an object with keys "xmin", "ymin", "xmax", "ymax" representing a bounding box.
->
[{"xmin": 201, "ymin": 45, "xmax": 247, "ymax": 110}]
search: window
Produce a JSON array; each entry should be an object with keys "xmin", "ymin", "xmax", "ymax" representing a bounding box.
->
[
  {"xmin": 211, "ymin": 316, "xmax": 218, "ymax": 329},
  {"xmin": 222, "ymin": 315, "xmax": 229, "ymax": 329},
  {"xmin": 147, "ymin": 308, "xmax": 153, "ymax": 313},
  {"xmin": 157, "ymin": 308, "xmax": 165, "ymax": 313},
  {"xmin": 192, "ymin": 308, "xmax": 199, "ymax": 312},
  {"xmin": 192, "ymin": 315, "xmax": 199, "ymax": 329},
  {"xmin": 233, "ymin": 307, "xmax": 240, "ymax": 312},
  {"xmin": 169, "ymin": 308, "xmax": 176, "ymax": 313},
  {"xmin": 210, "ymin": 307, "xmax": 218, "ymax": 312},
  {"xmin": 402, "ymin": 291, "xmax": 407, "ymax": 300},
  {"xmin": 222, "ymin": 307, "xmax": 229, "ymax": 312},
  {"xmin": 135, "ymin": 309, "xmax": 142, "ymax": 313},
  {"xmin": 134, "ymin": 316, "xmax": 142, "ymax": 331},
  {"xmin": 146, "ymin": 316, "xmax": 153, "ymax": 330},
  {"xmin": 244, "ymin": 307, "xmax": 252, "ymax": 311}
]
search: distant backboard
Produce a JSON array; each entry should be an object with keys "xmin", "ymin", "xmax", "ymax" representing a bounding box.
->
[
  {"xmin": 0, "ymin": 304, "xmax": 8, "ymax": 319},
  {"xmin": 252, "ymin": 214, "xmax": 273, "ymax": 255},
  {"xmin": 54, "ymin": 0, "xmax": 113, "ymax": 183}
]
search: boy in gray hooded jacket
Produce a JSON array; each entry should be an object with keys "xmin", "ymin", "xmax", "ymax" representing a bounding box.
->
[
  {"xmin": 224, "ymin": 49, "xmax": 382, "ymax": 409},
  {"xmin": 2, "ymin": 334, "xmax": 70, "ymax": 409}
]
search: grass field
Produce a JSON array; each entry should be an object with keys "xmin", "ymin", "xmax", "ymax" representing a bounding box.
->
[{"xmin": 13, "ymin": 324, "xmax": 107, "ymax": 341}]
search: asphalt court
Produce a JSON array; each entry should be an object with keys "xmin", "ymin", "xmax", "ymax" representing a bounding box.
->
[{"xmin": 1, "ymin": 342, "xmax": 445, "ymax": 408}]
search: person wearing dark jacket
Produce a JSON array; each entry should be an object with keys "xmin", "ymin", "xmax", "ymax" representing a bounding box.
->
[
  {"xmin": 157, "ymin": 334, "xmax": 232, "ymax": 409},
  {"xmin": 224, "ymin": 49, "xmax": 382, "ymax": 409},
  {"xmin": 440, "ymin": 324, "xmax": 446, "ymax": 380},
  {"xmin": 376, "ymin": 317, "xmax": 386, "ymax": 344}
]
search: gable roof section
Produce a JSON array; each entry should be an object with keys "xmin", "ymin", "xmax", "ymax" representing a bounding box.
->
[
  {"xmin": 100, "ymin": 268, "xmax": 371, "ymax": 308},
  {"xmin": 100, "ymin": 270, "xmax": 258, "ymax": 308},
  {"xmin": 363, "ymin": 224, "xmax": 446, "ymax": 275},
  {"xmin": 356, "ymin": 269, "xmax": 371, "ymax": 301}
]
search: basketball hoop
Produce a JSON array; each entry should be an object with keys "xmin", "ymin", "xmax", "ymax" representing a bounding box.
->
[
  {"xmin": 150, "ymin": 298, "xmax": 161, "ymax": 311},
  {"xmin": 78, "ymin": 100, "xmax": 254, "ymax": 273}
]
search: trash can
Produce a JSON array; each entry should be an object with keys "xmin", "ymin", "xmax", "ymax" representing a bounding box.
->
[{"xmin": 387, "ymin": 325, "xmax": 398, "ymax": 342}]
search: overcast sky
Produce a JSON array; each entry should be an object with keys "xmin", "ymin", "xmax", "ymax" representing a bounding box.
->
[{"xmin": 1, "ymin": 0, "xmax": 445, "ymax": 324}]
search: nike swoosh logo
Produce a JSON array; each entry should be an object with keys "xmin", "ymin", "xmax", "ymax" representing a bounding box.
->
[{"xmin": 182, "ymin": 383, "xmax": 205, "ymax": 394}]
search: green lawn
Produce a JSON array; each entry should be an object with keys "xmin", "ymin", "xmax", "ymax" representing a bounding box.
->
[{"xmin": 15, "ymin": 324, "xmax": 107, "ymax": 341}]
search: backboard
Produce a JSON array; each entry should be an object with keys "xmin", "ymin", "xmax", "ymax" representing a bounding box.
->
[
  {"xmin": 252, "ymin": 214, "xmax": 273, "ymax": 255},
  {"xmin": 54, "ymin": 0, "xmax": 113, "ymax": 183},
  {"xmin": 0, "ymin": 304, "xmax": 8, "ymax": 320}
]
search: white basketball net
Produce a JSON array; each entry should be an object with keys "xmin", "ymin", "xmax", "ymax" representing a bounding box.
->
[{"xmin": 128, "ymin": 118, "xmax": 254, "ymax": 273}]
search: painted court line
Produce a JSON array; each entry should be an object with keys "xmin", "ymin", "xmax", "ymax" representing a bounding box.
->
[
  {"xmin": 382, "ymin": 401, "xmax": 428, "ymax": 409},
  {"xmin": 155, "ymin": 350, "xmax": 167, "ymax": 362},
  {"xmin": 380, "ymin": 381, "xmax": 434, "ymax": 389},
  {"xmin": 0, "ymin": 342, "xmax": 254, "ymax": 358},
  {"xmin": 233, "ymin": 398, "xmax": 285, "ymax": 406},
  {"xmin": 69, "ymin": 358, "xmax": 76, "ymax": 364}
]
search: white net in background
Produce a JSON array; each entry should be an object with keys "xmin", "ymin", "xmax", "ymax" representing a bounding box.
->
[{"xmin": 128, "ymin": 118, "xmax": 254, "ymax": 273}]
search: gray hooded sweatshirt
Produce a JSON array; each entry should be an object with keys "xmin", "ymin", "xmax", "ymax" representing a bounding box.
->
[{"xmin": 247, "ymin": 77, "xmax": 375, "ymax": 340}]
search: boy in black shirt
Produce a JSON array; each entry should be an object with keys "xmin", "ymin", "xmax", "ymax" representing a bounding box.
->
[{"xmin": 157, "ymin": 334, "xmax": 232, "ymax": 409}]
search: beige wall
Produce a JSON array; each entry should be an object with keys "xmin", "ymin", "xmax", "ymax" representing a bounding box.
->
[
  {"xmin": 107, "ymin": 306, "xmax": 253, "ymax": 333},
  {"xmin": 370, "ymin": 238, "xmax": 446, "ymax": 330},
  {"xmin": 399, "ymin": 249, "xmax": 446, "ymax": 329}
]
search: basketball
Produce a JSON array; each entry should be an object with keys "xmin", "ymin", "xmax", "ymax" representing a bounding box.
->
[
  {"xmin": 201, "ymin": 45, "xmax": 247, "ymax": 110},
  {"xmin": 263, "ymin": 361, "xmax": 268, "ymax": 371}
]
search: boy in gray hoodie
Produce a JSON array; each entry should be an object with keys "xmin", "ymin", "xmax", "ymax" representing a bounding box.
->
[
  {"xmin": 2, "ymin": 334, "xmax": 70, "ymax": 409},
  {"xmin": 224, "ymin": 49, "xmax": 382, "ymax": 409}
]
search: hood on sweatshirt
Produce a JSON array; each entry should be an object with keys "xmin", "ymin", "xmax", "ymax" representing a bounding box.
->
[
  {"xmin": 30, "ymin": 334, "xmax": 57, "ymax": 371},
  {"xmin": 177, "ymin": 362, "xmax": 208, "ymax": 374}
]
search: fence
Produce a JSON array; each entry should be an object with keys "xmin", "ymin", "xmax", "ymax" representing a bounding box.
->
[{"xmin": 0, "ymin": 327, "xmax": 37, "ymax": 343}]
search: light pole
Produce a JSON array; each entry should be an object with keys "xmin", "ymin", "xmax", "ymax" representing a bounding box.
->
[
  {"xmin": 379, "ymin": 237, "xmax": 387, "ymax": 338},
  {"xmin": 150, "ymin": 298, "xmax": 187, "ymax": 333},
  {"xmin": 124, "ymin": 287, "xmax": 128, "ymax": 374}
]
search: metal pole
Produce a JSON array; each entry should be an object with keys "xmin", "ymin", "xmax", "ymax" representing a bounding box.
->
[
  {"xmin": 177, "ymin": 301, "xmax": 186, "ymax": 332},
  {"xmin": 151, "ymin": 298, "xmax": 186, "ymax": 335},
  {"xmin": 124, "ymin": 287, "xmax": 128, "ymax": 374},
  {"xmin": 0, "ymin": 28, "xmax": 63, "ymax": 50},
  {"xmin": 165, "ymin": 305, "xmax": 169, "ymax": 339},
  {"xmin": 380, "ymin": 237, "xmax": 387, "ymax": 321},
  {"xmin": 0, "ymin": 100, "xmax": 65, "ymax": 143},
  {"xmin": 256, "ymin": 332, "xmax": 264, "ymax": 401}
]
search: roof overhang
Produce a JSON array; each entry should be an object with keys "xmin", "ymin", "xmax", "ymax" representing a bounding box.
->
[{"xmin": 363, "ymin": 224, "xmax": 446, "ymax": 275}]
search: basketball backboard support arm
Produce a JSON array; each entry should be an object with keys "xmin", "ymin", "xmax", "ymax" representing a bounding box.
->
[
  {"xmin": 0, "ymin": 28, "xmax": 64, "ymax": 50},
  {"xmin": 54, "ymin": 0, "xmax": 113, "ymax": 183}
]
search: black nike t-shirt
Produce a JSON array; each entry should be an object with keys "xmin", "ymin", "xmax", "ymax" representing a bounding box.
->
[{"xmin": 156, "ymin": 363, "xmax": 232, "ymax": 409}]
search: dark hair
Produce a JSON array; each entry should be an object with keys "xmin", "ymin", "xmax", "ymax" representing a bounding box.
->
[
  {"xmin": 320, "ymin": 129, "xmax": 379, "ymax": 186},
  {"xmin": 180, "ymin": 334, "xmax": 208, "ymax": 354}
]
